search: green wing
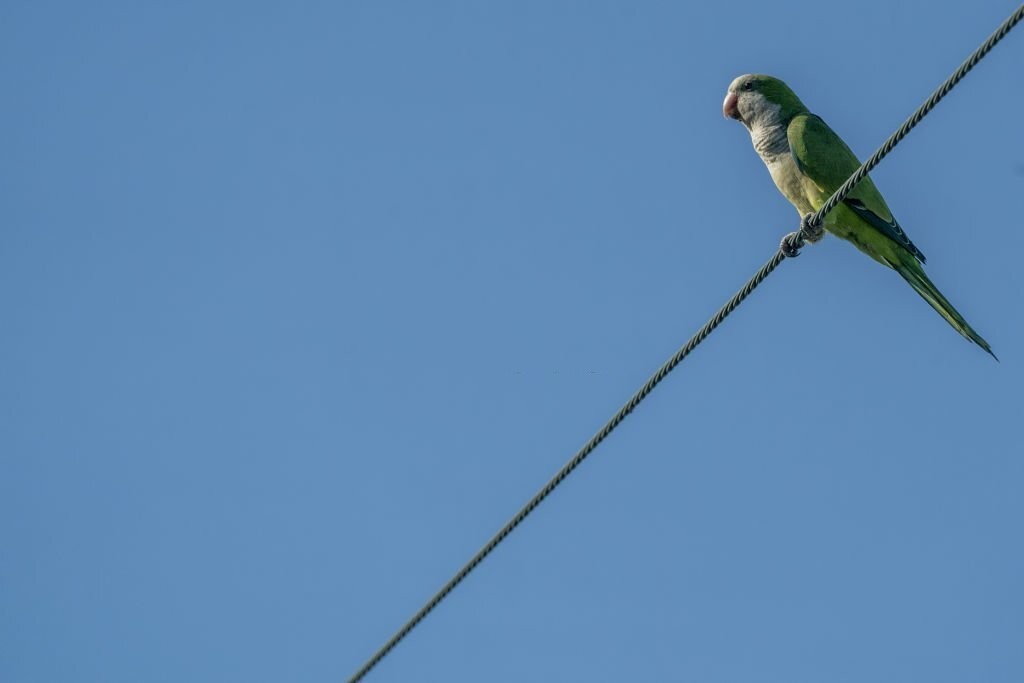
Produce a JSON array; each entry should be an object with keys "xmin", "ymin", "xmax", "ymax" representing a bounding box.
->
[{"xmin": 787, "ymin": 113, "xmax": 925, "ymax": 263}]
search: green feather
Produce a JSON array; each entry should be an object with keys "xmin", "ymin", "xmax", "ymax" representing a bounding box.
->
[
  {"xmin": 892, "ymin": 252, "xmax": 996, "ymax": 359},
  {"xmin": 787, "ymin": 114, "xmax": 925, "ymax": 261},
  {"xmin": 786, "ymin": 113, "xmax": 994, "ymax": 356}
]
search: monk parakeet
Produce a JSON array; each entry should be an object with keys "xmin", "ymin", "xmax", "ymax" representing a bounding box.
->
[{"xmin": 723, "ymin": 74, "xmax": 995, "ymax": 358}]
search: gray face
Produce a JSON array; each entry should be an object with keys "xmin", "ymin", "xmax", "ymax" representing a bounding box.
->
[{"xmin": 724, "ymin": 74, "xmax": 782, "ymax": 131}]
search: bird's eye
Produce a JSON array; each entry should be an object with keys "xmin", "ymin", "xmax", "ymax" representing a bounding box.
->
[{"xmin": 742, "ymin": 81, "xmax": 755, "ymax": 91}]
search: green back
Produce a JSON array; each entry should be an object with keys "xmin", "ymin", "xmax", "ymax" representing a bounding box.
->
[{"xmin": 787, "ymin": 113, "xmax": 926, "ymax": 263}]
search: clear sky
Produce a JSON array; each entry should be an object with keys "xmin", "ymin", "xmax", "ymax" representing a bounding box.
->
[{"xmin": 3, "ymin": 1, "xmax": 1023, "ymax": 681}]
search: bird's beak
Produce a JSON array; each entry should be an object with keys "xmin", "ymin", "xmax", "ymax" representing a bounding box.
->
[{"xmin": 723, "ymin": 91, "xmax": 741, "ymax": 121}]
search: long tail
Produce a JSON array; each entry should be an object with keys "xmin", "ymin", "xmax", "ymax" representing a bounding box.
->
[{"xmin": 892, "ymin": 254, "xmax": 996, "ymax": 360}]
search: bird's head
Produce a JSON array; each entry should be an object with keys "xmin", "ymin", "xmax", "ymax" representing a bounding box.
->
[{"xmin": 723, "ymin": 74, "xmax": 807, "ymax": 130}]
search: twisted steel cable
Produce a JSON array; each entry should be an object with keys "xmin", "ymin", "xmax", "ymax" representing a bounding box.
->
[
  {"xmin": 347, "ymin": 5, "xmax": 1023, "ymax": 681},
  {"xmin": 787, "ymin": 3, "xmax": 1024, "ymax": 251},
  {"xmin": 347, "ymin": 252, "xmax": 784, "ymax": 683}
]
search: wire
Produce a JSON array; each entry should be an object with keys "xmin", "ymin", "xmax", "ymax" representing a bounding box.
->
[
  {"xmin": 789, "ymin": 3, "xmax": 1024, "ymax": 250},
  {"xmin": 347, "ymin": 252, "xmax": 784, "ymax": 683},
  {"xmin": 346, "ymin": 5, "xmax": 1024, "ymax": 681}
]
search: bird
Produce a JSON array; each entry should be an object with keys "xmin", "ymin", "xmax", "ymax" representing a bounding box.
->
[{"xmin": 723, "ymin": 73, "xmax": 995, "ymax": 359}]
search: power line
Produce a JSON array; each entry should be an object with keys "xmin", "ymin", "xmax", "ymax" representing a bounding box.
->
[
  {"xmin": 348, "ymin": 251, "xmax": 785, "ymax": 683},
  {"xmin": 787, "ymin": 3, "xmax": 1024, "ymax": 252},
  {"xmin": 347, "ymin": 5, "xmax": 1024, "ymax": 681}
]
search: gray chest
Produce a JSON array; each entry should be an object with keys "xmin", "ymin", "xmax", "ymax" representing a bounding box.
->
[
  {"xmin": 765, "ymin": 153, "xmax": 812, "ymax": 212},
  {"xmin": 751, "ymin": 126, "xmax": 812, "ymax": 213}
]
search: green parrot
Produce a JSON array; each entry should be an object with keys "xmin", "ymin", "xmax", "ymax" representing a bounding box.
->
[{"xmin": 723, "ymin": 74, "xmax": 995, "ymax": 358}]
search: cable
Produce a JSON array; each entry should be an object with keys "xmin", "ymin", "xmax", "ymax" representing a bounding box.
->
[
  {"xmin": 788, "ymin": 2, "xmax": 1024, "ymax": 251},
  {"xmin": 347, "ymin": 252, "xmax": 784, "ymax": 683},
  {"xmin": 346, "ymin": 5, "xmax": 1024, "ymax": 681}
]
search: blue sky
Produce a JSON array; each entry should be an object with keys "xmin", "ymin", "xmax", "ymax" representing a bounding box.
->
[{"xmin": 3, "ymin": 1, "xmax": 1023, "ymax": 681}]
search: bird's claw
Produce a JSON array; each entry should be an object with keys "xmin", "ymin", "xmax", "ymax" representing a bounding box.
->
[
  {"xmin": 780, "ymin": 231, "xmax": 803, "ymax": 258},
  {"xmin": 800, "ymin": 213, "xmax": 825, "ymax": 242},
  {"xmin": 781, "ymin": 215, "xmax": 824, "ymax": 257}
]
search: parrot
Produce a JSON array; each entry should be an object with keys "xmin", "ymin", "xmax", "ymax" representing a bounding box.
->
[{"xmin": 723, "ymin": 73, "xmax": 995, "ymax": 359}]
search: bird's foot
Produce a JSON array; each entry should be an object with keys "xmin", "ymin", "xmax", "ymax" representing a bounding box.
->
[
  {"xmin": 780, "ymin": 231, "xmax": 804, "ymax": 258},
  {"xmin": 800, "ymin": 213, "xmax": 825, "ymax": 242}
]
